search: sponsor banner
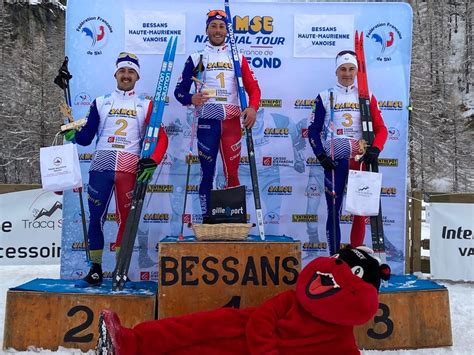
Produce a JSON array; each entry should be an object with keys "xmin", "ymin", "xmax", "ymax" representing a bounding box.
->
[
  {"xmin": 0, "ymin": 189, "xmax": 62, "ymax": 265},
  {"xmin": 429, "ymin": 203, "xmax": 474, "ymax": 281},
  {"xmin": 63, "ymin": 0, "xmax": 412, "ymax": 279}
]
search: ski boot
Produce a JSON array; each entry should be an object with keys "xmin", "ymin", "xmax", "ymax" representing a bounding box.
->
[{"xmin": 75, "ymin": 263, "xmax": 103, "ymax": 288}]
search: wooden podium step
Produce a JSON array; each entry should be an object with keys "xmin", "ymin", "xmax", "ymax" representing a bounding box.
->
[
  {"xmin": 355, "ymin": 274, "xmax": 452, "ymax": 350},
  {"xmin": 3, "ymin": 256, "xmax": 452, "ymax": 352},
  {"xmin": 3, "ymin": 279, "xmax": 156, "ymax": 352},
  {"xmin": 158, "ymin": 235, "xmax": 301, "ymax": 318}
]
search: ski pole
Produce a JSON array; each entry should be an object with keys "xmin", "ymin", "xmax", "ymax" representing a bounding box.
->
[
  {"xmin": 329, "ymin": 91, "xmax": 337, "ymax": 254},
  {"xmin": 225, "ymin": 0, "xmax": 265, "ymax": 240},
  {"xmin": 54, "ymin": 56, "xmax": 90, "ymax": 262},
  {"xmin": 178, "ymin": 74, "xmax": 203, "ymax": 240}
]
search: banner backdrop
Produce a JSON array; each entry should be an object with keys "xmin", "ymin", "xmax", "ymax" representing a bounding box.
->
[
  {"xmin": 0, "ymin": 189, "xmax": 62, "ymax": 265},
  {"xmin": 429, "ymin": 203, "xmax": 474, "ymax": 281},
  {"xmin": 61, "ymin": 0, "xmax": 412, "ymax": 280}
]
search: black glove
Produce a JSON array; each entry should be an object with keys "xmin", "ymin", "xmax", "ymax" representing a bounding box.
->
[
  {"xmin": 361, "ymin": 147, "xmax": 380, "ymax": 166},
  {"xmin": 317, "ymin": 153, "xmax": 336, "ymax": 171},
  {"xmin": 54, "ymin": 57, "xmax": 73, "ymax": 90},
  {"xmin": 137, "ymin": 158, "xmax": 158, "ymax": 182}
]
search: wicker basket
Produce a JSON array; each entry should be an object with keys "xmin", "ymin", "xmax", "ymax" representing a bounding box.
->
[{"xmin": 192, "ymin": 223, "xmax": 253, "ymax": 241}]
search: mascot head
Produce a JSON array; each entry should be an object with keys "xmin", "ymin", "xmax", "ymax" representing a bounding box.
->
[{"xmin": 296, "ymin": 246, "xmax": 391, "ymax": 326}]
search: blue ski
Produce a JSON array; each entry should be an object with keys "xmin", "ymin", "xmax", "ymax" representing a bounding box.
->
[
  {"xmin": 112, "ymin": 37, "xmax": 177, "ymax": 291},
  {"xmin": 224, "ymin": 0, "xmax": 265, "ymax": 240}
]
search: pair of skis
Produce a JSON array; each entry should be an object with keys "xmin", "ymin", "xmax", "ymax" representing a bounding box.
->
[
  {"xmin": 225, "ymin": 0, "xmax": 265, "ymax": 240},
  {"xmin": 355, "ymin": 31, "xmax": 386, "ymax": 262},
  {"xmin": 112, "ymin": 37, "xmax": 177, "ymax": 291}
]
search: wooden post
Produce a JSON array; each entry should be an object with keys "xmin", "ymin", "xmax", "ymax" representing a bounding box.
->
[
  {"xmin": 409, "ymin": 190, "xmax": 422, "ymax": 273},
  {"xmin": 0, "ymin": 184, "xmax": 42, "ymax": 194},
  {"xmin": 405, "ymin": 195, "xmax": 411, "ymax": 274}
]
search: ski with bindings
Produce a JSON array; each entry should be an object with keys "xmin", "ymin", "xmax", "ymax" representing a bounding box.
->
[
  {"xmin": 355, "ymin": 31, "xmax": 386, "ymax": 262},
  {"xmin": 224, "ymin": 0, "xmax": 265, "ymax": 240},
  {"xmin": 112, "ymin": 37, "xmax": 177, "ymax": 291}
]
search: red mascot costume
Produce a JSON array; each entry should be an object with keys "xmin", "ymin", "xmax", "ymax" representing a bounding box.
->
[{"xmin": 97, "ymin": 246, "xmax": 390, "ymax": 355}]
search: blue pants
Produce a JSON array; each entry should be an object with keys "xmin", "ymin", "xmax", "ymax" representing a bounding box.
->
[
  {"xmin": 324, "ymin": 159, "xmax": 348, "ymax": 255},
  {"xmin": 324, "ymin": 159, "xmax": 367, "ymax": 255},
  {"xmin": 87, "ymin": 170, "xmax": 135, "ymax": 251}
]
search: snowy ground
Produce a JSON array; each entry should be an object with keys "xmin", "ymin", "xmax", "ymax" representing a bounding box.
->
[{"xmin": 0, "ymin": 208, "xmax": 472, "ymax": 354}]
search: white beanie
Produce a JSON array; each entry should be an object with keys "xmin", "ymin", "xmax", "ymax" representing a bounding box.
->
[
  {"xmin": 114, "ymin": 52, "xmax": 140, "ymax": 77},
  {"xmin": 335, "ymin": 51, "xmax": 358, "ymax": 71}
]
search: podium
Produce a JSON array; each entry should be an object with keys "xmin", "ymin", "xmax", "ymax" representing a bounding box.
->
[
  {"xmin": 355, "ymin": 274, "xmax": 452, "ymax": 350},
  {"xmin": 3, "ymin": 243, "xmax": 452, "ymax": 352},
  {"xmin": 158, "ymin": 235, "xmax": 301, "ymax": 318},
  {"xmin": 3, "ymin": 279, "xmax": 156, "ymax": 352}
]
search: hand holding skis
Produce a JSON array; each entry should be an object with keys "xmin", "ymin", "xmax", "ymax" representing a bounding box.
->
[
  {"xmin": 191, "ymin": 92, "xmax": 210, "ymax": 106},
  {"xmin": 317, "ymin": 153, "xmax": 336, "ymax": 171},
  {"xmin": 359, "ymin": 146, "xmax": 380, "ymax": 166},
  {"xmin": 137, "ymin": 158, "xmax": 158, "ymax": 182}
]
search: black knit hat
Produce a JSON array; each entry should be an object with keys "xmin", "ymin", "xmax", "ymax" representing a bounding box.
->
[{"xmin": 336, "ymin": 246, "xmax": 391, "ymax": 291}]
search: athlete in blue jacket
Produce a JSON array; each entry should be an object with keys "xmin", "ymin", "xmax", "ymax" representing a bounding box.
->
[{"xmin": 308, "ymin": 50, "xmax": 388, "ymax": 255}]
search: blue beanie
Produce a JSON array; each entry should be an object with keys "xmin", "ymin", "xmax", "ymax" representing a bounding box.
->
[{"xmin": 206, "ymin": 10, "xmax": 227, "ymax": 28}]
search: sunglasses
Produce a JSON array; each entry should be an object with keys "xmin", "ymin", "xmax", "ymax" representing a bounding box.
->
[
  {"xmin": 117, "ymin": 52, "xmax": 138, "ymax": 61},
  {"xmin": 336, "ymin": 50, "xmax": 357, "ymax": 58},
  {"xmin": 207, "ymin": 9, "xmax": 227, "ymax": 18}
]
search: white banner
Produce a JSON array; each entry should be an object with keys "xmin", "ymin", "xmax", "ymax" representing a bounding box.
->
[
  {"xmin": 125, "ymin": 11, "xmax": 186, "ymax": 54},
  {"xmin": 429, "ymin": 203, "xmax": 474, "ymax": 281},
  {"xmin": 0, "ymin": 189, "xmax": 62, "ymax": 265},
  {"xmin": 62, "ymin": 0, "xmax": 412, "ymax": 280},
  {"xmin": 293, "ymin": 14, "xmax": 354, "ymax": 58}
]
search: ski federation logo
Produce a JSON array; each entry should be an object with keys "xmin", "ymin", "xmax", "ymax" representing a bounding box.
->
[
  {"xmin": 74, "ymin": 92, "xmax": 92, "ymax": 106},
  {"xmin": 305, "ymin": 184, "xmax": 322, "ymax": 198},
  {"xmin": 264, "ymin": 212, "xmax": 280, "ymax": 225},
  {"xmin": 388, "ymin": 127, "xmax": 400, "ymax": 140},
  {"xmin": 76, "ymin": 16, "xmax": 113, "ymax": 55},
  {"xmin": 73, "ymin": 210, "xmax": 89, "ymax": 225},
  {"xmin": 366, "ymin": 22, "xmax": 402, "ymax": 62}
]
